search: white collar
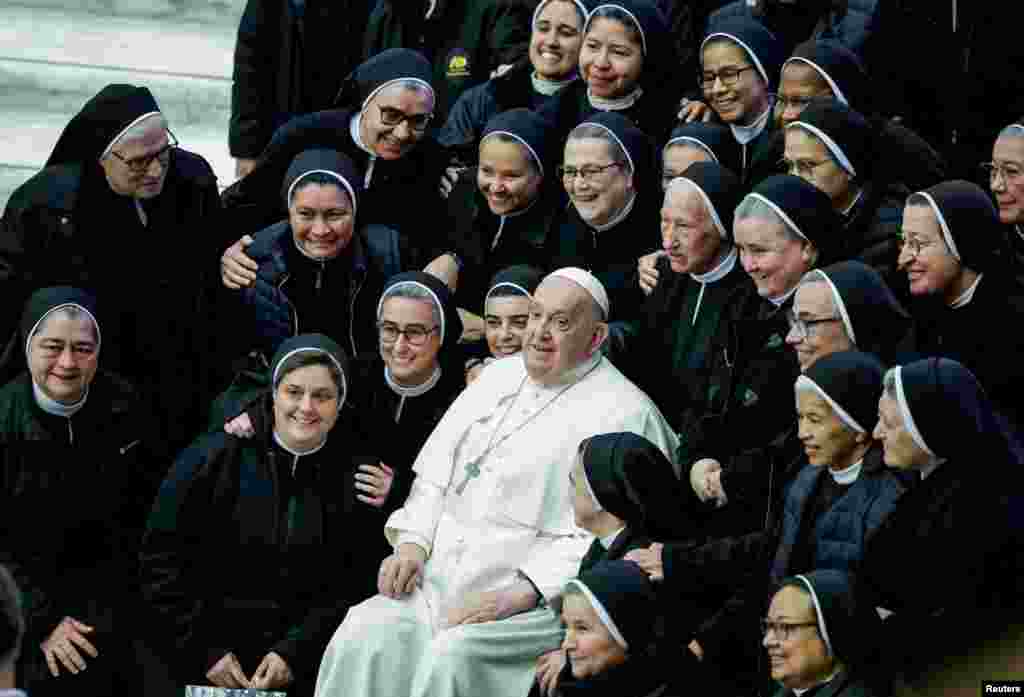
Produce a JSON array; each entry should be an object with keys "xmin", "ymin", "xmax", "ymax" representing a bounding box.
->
[
  {"xmin": 792, "ymin": 668, "xmax": 841, "ymax": 696},
  {"xmin": 1016, "ymin": 224, "xmax": 1024, "ymax": 243},
  {"xmin": 600, "ymin": 526, "xmax": 626, "ymax": 549},
  {"xmin": 919, "ymin": 458, "xmax": 946, "ymax": 480},
  {"xmin": 690, "ymin": 246, "xmax": 738, "ymax": 284},
  {"xmin": 272, "ymin": 428, "xmax": 327, "ymax": 457},
  {"xmin": 949, "ymin": 273, "xmax": 983, "ymax": 309},
  {"xmin": 349, "ymin": 113, "xmax": 378, "ymax": 187},
  {"xmin": 425, "ymin": 0, "xmax": 437, "ymax": 18},
  {"xmin": 829, "ymin": 457, "xmax": 863, "ymax": 485},
  {"xmin": 33, "ymin": 381, "xmax": 88, "ymax": 418},
  {"xmin": 385, "ymin": 363, "xmax": 442, "ymax": 398},
  {"xmin": 729, "ymin": 106, "xmax": 771, "ymax": 145},
  {"xmin": 532, "ymin": 71, "xmax": 577, "ymax": 96},
  {"xmin": 525, "ymin": 351, "xmax": 602, "ymax": 391},
  {"xmin": 587, "ymin": 86, "xmax": 644, "ymax": 112},
  {"xmin": 840, "ymin": 188, "xmax": 864, "ymax": 216},
  {"xmin": 768, "ymin": 283, "xmax": 800, "ymax": 307},
  {"xmin": 589, "ymin": 192, "xmax": 636, "ymax": 232}
]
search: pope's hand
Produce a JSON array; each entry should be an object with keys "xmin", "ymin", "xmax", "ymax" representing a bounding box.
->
[
  {"xmin": 443, "ymin": 591, "xmax": 502, "ymax": 628},
  {"xmin": 378, "ymin": 543, "xmax": 426, "ymax": 599}
]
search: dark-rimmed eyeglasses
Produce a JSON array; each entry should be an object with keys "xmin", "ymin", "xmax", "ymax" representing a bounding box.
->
[
  {"xmin": 109, "ymin": 129, "xmax": 179, "ymax": 173},
  {"xmin": 779, "ymin": 157, "xmax": 833, "ymax": 179},
  {"xmin": 557, "ymin": 162, "xmax": 624, "ymax": 183},
  {"xmin": 761, "ymin": 620, "xmax": 818, "ymax": 641},
  {"xmin": 980, "ymin": 161, "xmax": 1023, "ymax": 184},
  {"xmin": 700, "ymin": 65, "xmax": 755, "ymax": 90},
  {"xmin": 786, "ymin": 311, "xmax": 840, "ymax": 340},
  {"xmin": 377, "ymin": 321, "xmax": 439, "ymax": 346},
  {"xmin": 377, "ymin": 106, "xmax": 433, "ymax": 133}
]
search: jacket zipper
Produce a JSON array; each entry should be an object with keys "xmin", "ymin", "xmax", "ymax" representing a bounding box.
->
[
  {"xmin": 349, "ymin": 271, "xmax": 365, "ymax": 356},
  {"xmin": 278, "ymin": 273, "xmax": 299, "ymax": 336},
  {"xmin": 67, "ymin": 419, "xmax": 73, "ymax": 445},
  {"xmin": 316, "ymin": 260, "xmax": 324, "ymax": 291}
]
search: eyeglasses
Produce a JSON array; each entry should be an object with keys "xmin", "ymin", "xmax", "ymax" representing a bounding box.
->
[
  {"xmin": 377, "ymin": 321, "xmax": 439, "ymax": 346},
  {"xmin": 980, "ymin": 161, "xmax": 1024, "ymax": 184},
  {"xmin": 377, "ymin": 105, "xmax": 433, "ymax": 133},
  {"xmin": 896, "ymin": 234, "xmax": 936, "ymax": 259},
  {"xmin": 771, "ymin": 93, "xmax": 816, "ymax": 113},
  {"xmin": 558, "ymin": 162, "xmax": 624, "ymax": 183},
  {"xmin": 761, "ymin": 619, "xmax": 818, "ymax": 641},
  {"xmin": 780, "ymin": 157, "xmax": 832, "ymax": 179},
  {"xmin": 109, "ymin": 130, "xmax": 178, "ymax": 173},
  {"xmin": 786, "ymin": 310, "xmax": 840, "ymax": 340},
  {"xmin": 699, "ymin": 65, "xmax": 755, "ymax": 90}
]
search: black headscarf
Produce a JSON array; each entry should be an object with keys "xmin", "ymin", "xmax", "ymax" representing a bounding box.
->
[
  {"xmin": 778, "ymin": 569, "xmax": 882, "ymax": 671},
  {"xmin": 911, "ymin": 180, "xmax": 1003, "ymax": 274},
  {"xmin": 269, "ymin": 333, "xmax": 350, "ymax": 407},
  {"xmin": 664, "ymin": 122, "xmax": 743, "ymax": 181},
  {"xmin": 702, "ymin": 16, "xmax": 785, "ymax": 92},
  {"xmin": 785, "ymin": 40, "xmax": 869, "ymax": 114},
  {"xmin": 281, "ymin": 149, "xmax": 363, "ymax": 216},
  {"xmin": 787, "ymin": 98, "xmax": 875, "ymax": 182},
  {"xmin": 577, "ymin": 111, "xmax": 655, "ymax": 193},
  {"xmin": 20, "ymin": 287, "xmax": 101, "ymax": 364},
  {"xmin": 892, "ymin": 357, "xmax": 1019, "ymax": 466},
  {"xmin": 801, "ymin": 260, "xmax": 912, "ymax": 366},
  {"xmin": 580, "ymin": 432, "xmax": 691, "ymax": 541},
  {"xmin": 798, "ymin": 351, "xmax": 883, "ymax": 435},
  {"xmin": 746, "ymin": 174, "xmax": 842, "ymax": 265},
  {"xmin": 486, "ymin": 265, "xmax": 545, "ymax": 302},
  {"xmin": 377, "ymin": 271, "xmax": 464, "ymax": 356},
  {"xmin": 333, "ymin": 48, "xmax": 435, "ymax": 111},
  {"xmin": 566, "ymin": 559, "xmax": 659, "ymax": 652},
  {"xmin": 481, "ymin": 108, "xmax": 557, "ymax": 180},
  {"xmin": 45, "ymin": 84, "xmax": 161, "ymax": 167},
  {"xmin": 668, "ymin": 161, "xmax": 743, "ymax": 241},
  {"xmin": 583, "ymin": 0, "xmax": 676, "ymax": 97}
]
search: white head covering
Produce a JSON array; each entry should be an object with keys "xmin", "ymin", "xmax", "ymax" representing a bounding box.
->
[{"xmin": 545, "ymin": 267, "xmax": 610, "ymax": 319}]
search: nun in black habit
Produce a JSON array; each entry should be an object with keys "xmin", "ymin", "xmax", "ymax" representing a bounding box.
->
[
  {"xmin": 540, "ymin": 0, "xmax": 681, "ymax": 144},
  {"xmin": 446, "ymin": 108, "xmax": 563, "ymax": 313},
  {"xmin": 0, "ymin": 84, "xmax": 223, "ymax": 456},
  {"xmin": 900, "ymin": 180, "xmax": 1024, "ymax": 433},
  {"xmin": 785, "ymin": 99, "xmax": 903, "ymax": 281},
  {"xmin": 775, "ymin": 39, "xmax": 945, "ymax": 193},
  {"xmin": 0, "ymin": 287, "xmax": 159, "ymax": 695},
  {"xmin": 220, "ymin": 48, "xmax": 452, "ymax": 267},
  {"xmin": 466, "ymin": 265, "xmax": 546, "ymax": 383},
  {"xmin": 623, "ymin": 162, "xmax": 751, "ymax": 435},
  {"xmin": 661, "ymin": 122, "xmax": 743, "ymax": 189},
  {"xmin": 554, "ymin": 111, "xmax": 658, "ymax": 322},
  {"xmin": 861, "ymin": 357, "xmax": 1024, "ymax": 685}
]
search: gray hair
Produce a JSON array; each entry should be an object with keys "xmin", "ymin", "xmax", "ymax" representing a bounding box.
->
[
  {"xmin": 0, "ymin": 564, "xmax": 23, "ymax": 671},
  {"xmin": 734, "ymin": 195, "xmax": 805, "ymax": 244},
  {"xmin": 378, "ymin": 284, "xmax": 442, "ymax": 327},
  {"xmin": 111, "ymin": 112, "xmax": 168, "ymax": 150},
  {"xmin": 567, "ymin": 124, "xmax": 633, "ymax": 176}
]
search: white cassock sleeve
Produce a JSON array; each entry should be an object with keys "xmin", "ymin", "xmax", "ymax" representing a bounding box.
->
[
  {"xmin": 386, "ymin": 477, "xmax": 445, "ymax": 556},
  {"xmin": 519, "ymin": 526, "xmax": 593, "ymax": 604}
]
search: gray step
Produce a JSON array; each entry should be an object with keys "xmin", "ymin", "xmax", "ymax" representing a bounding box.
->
[{"xmin": 3, "ymin": 0, "xmax": 246, "ymax": 27}]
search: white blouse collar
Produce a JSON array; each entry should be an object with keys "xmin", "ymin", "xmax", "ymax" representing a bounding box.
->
[
  {"xmin": 600, "ymin": 526, "xmax": 626, "ymax": 549},
  {"xmin": 385, "ymin": 364, "xmax": 442, "ymax": 398},
  {"xmin": 589, "ymin": 192, "xmax": 636, "ymax": 233},
  {"xmin": 33, "ymin": 381, "xmax": 87, "ymax": 418},
  {"xmin": 829, "ymin": 457, "xmax": 863, "ymax": 485},
  {"xmin": 949, "ymin": 273, "xmax": 983, "ymax": 309},
  {"xmin": 532, "ymin": 71, "xmax": 577, "ymax": 96},
  {"xmin": 690, "ymin": 246, "xmax": 737, "ymax": 284},
  {"xmin": 729, "ymin": 106, "xmax": 771, "ymax": 145},
  {"xmin": 587, "ymin": 86, "xmax": 643, "ymax": 112},
  {"xmin": 272, "ymin": 428, "xmax": 327, "ymax": 458},
  {"xmin": 349, "ymin": 113, "xmax": 377, "ymax": 187}
]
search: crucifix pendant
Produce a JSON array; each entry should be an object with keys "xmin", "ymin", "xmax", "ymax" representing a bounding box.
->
[{"xmin": 454, "ymin": 458, "xmax": 483, "ymax": 495}]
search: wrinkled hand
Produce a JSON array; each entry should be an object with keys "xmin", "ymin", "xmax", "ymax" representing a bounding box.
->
[
  {"xmin": 41, "ymin": 616, "xmax": 98, "ymax": 677},
  {"xmin": 536, "ymin": 649, "xmax": 566, "ymax": 697},
  {"xmin": 250, "ymin": 651, "xmax": 293, "ymax": 690},
  {"xmin": 690, "ymin": 458, "xmax": 723, "ymax": 504},
  {"xmin": 356, "ymin": 463, "xmax": 395, "ymax": 507},
  {"xmin": 235, "ymin": 158, "xmax": 258, "ymax": 180},
  {"xmin": 440, "ymin": 166, "xmax": 465, "ymax": 198},
  {"xmin": 378, "ymin": 543, "xmax": 427, "ymax": 599},
  {"xmin": 224, "ymin": 412, "xmax": 255, "ymax": 438},
  {"xmin": 678, "ymin": 98, "xmax": 715, "ymax": 123},
  {"xmin": 444, "ymin": 591, "xmax": 503, "ymax": 628},
  {"xmin": 206, "ymin": 652, "xmax": 250, "ymax": 688},
  {"xmin": 624, "ymin": 542, "xmax": 664, "ymax": 582},
  {"xmin": 221, "ymin": 235, "xmax": 257, "ymax": 290},
  {"xmin": 638, "ymin": 250, "xmax": 665, "ymax": 295},
  {"xmin": 424, "ymin": 253, "xmax": 460, "ymax": 293}
]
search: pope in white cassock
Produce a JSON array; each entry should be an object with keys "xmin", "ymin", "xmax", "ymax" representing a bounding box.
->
[{"xmin": 314, "ymin": 267, "xmax": 679, "ymax": 697}]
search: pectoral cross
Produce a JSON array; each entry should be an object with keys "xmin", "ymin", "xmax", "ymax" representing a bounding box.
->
[{"xmin": 454, "ymin": 458, "xmax": 483, "ymax": 495}]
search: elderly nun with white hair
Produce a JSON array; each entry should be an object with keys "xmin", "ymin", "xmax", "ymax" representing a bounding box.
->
[
  {"xmin": 314, "ymin": 267, "xmax": 678, "ymax": 697},
  {"xmin": 0, "ymin": 83, "xmax": 223, "ymax": 456}
]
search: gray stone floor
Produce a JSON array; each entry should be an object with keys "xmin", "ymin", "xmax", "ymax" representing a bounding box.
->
[{"xmin": 0, "ymin": 0, "xmax": 246, "ymax": 208}]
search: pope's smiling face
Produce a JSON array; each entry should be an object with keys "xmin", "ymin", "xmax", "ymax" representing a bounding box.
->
[{"xmin": 523, "ymin": 277, "xmax": 607, "ymax": 385}]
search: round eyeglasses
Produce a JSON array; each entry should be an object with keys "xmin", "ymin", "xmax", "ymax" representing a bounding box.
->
[
  {"xmin": 109, "ymin": 129, "xmax": 179, "ymax": 173},
  {"xmin": 378, "ymin": 322, "xmax": 439, "ymax": 346}
]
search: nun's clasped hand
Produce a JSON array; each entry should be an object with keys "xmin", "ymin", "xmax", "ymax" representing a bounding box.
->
[
  {"xmin": 250, "ymin": 651, "xmax": 294, "ymax": 690},
  {"xmin": 624, "ymin": 543, "xmax": 664, "ymax": 582},
  {"xmin": 41, "ymin": 616, "xmax": 98, "ymax": 676},
  {"xmin": 378, "ymin": 542, "xmax": 426, "ymax": 599},
  {"xmin": 356, "ymin": 462, "xmax": 395, "ymax": 507}
]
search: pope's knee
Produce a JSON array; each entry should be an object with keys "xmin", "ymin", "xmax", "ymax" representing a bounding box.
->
[{"xmin": 426, "ymin": 624, "xmax": 478, "ymax": 667}]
